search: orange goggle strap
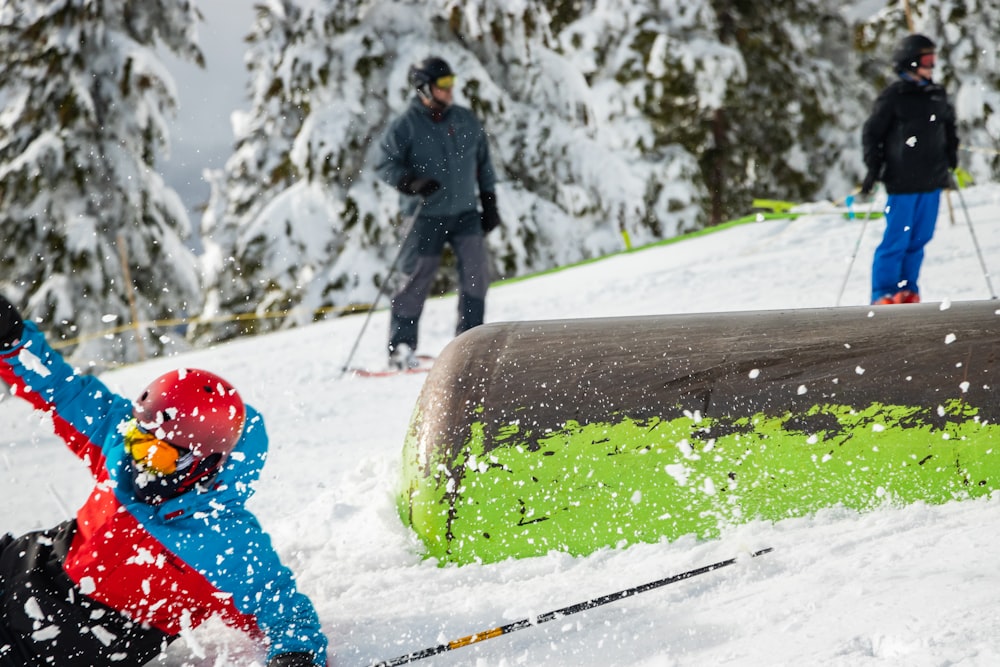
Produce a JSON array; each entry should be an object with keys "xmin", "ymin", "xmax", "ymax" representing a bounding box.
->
[{"xmin": 124, "ymin": 420, "xmax": 194, "ymax": 476}]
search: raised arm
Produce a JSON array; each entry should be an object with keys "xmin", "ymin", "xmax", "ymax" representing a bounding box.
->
[{"xmin": 0, "ymin": 294, "xmax": 131, "ymax": 474}]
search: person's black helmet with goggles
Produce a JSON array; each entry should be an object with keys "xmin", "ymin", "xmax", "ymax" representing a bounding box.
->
[
  {"xmin": 892, "ymin": 33, "xmax": 936, "ymax": 73},
  {"xmin": 409, "ymin": 56, "xmax": 455, "ymax": 98}
]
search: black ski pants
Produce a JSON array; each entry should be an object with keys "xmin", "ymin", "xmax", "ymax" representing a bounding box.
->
[
  {"xmin": 389, "ymin": 209, "xmax": 489, "ymax": 352},
  {"xmin": 0, "ymin": 524, "xmax": 172, "ymax": 667}
]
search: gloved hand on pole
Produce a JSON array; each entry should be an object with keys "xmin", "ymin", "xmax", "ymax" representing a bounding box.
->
[
  {"xmin": 0, "ymin": 294, "xmax": 24, "ymax": 350},
  {"xmin": 398, "ymin": 174, "xmax": 441, "ymax": 197}
]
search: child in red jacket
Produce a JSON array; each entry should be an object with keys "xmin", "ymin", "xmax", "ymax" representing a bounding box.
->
[{"xmin": 0, "ymin": 295, "xmax": 327, "ymax": 667}]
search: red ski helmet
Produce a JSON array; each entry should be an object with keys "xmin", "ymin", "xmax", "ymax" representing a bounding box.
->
[{"xmin": 132, "ymin": 368, "xmax": 246, "ymax": 465}]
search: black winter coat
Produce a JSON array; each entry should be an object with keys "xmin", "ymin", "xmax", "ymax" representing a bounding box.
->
[{"xmin": 862, "ymin": 77, "xmax": 958, "ymax": 195}]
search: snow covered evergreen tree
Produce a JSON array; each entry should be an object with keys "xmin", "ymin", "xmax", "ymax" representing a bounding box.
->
[
  {"xmin": 0, "ymin": 0, "xmax": 203, "ymax": 365},
  {"xmin": 856, "ymin": 0, "xmax": 1000, "ymax": 181},
  {"xmin": 198, "ymin": 0, "xmax": 406, "ymax": 342},
  {"xmin": 701, "ymin": 0, "xmax": 868, "ymax": 220},
  {"xmin": 197, "ymin": 0, "xmax": 999, "ymax": 343},
  {"xmin": 197, "ymin": 0, "xmax": 320, "ymax": 341},
  {"xmin": 200, "ymin": 0, "xmax": 708, "ymax": 340}
]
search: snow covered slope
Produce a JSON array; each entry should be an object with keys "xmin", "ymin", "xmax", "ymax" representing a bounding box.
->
[{"xmin": 3, "ymin": 185, "xmax": 1000, "ymax": 666}]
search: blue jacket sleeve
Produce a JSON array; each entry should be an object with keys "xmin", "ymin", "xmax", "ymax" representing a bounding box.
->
[
  {"xmin": 0, "ymin": 321, "xmax": 131, "ymax": 471},
  {"xmin": 199, "ymin": 511, "xmax": 329, "ymax": 665},
  {"xmin": 154, "ymin": 410, "xmax": 329, "ymax": 666}
]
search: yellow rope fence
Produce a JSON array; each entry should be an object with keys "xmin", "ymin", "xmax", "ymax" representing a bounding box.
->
[{"xmin": 49, "ymin": 301, "xmax": 375, "ymax": 352}]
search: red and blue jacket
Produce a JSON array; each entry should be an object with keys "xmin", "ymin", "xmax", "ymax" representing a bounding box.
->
[{"xmin": 0, "ymin": 322, "xmax": 328, "ymax": 666}]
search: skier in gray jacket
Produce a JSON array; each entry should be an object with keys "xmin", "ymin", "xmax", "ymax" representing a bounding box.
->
[{"xmin": 375, "ymin": 56, "xmax": 503, "ymax": 369}]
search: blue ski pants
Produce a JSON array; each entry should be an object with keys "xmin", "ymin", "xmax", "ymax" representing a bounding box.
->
[{"xmin": 871, "ymin": 190, "xmax": 941, "ymax": 302}]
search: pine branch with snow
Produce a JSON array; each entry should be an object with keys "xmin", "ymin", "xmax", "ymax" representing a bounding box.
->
[{"xmin": 0, "ymin": 0, "xmax": 205, "ymax": 365}]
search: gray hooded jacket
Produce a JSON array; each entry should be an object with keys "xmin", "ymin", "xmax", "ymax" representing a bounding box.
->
[{"xmin": 376, "ymin": 96, "xmax": 497, "ymax": 217}]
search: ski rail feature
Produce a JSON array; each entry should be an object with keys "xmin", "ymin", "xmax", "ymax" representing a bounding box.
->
[{"xmin": 400, "ymin": 302, "xmax": 1000, "ymax": 566}]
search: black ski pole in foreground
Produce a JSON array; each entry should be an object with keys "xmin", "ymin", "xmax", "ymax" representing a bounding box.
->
[
  {"xmin": 340, "ymin": 201, "xmax": 425, "ymax": 377},
  {"xmin": 370, "ymin": 547, "xmax": 773, "ymax": 667}
]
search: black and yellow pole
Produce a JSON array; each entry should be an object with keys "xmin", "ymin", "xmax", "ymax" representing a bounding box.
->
[{"xmin": 371, "ymin": 548, "xmax": 773, "ymax": 667}]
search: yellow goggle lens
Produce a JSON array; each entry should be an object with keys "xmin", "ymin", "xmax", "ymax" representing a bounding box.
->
[
  {"xmin": 124, "ymin": 420, "xmax": 186, "ymax": 476},
  {"xmin": 434, "ymin": 75, "xmax": 455, "ymax": 90}
]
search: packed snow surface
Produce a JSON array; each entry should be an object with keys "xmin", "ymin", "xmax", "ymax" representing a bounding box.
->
[{"xmin": 4, "ymin": 185, "xmax": 1000, "ymax": 666}]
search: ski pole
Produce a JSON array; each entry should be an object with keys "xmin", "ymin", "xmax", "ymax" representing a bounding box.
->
[
  {"xmin": 836, "ymin": 192, "xmax": 879, "ymax": 307},
  {"xmin": 370, "ymin": 547, "xmax": 773, "ymax": 667},
  {"xmin": 339, "ymin": 201, "xmax": 424, "ymax": 377},
  {"xmin": 951, "ymin": 183, "xmax": 997, "ymax": 299}
]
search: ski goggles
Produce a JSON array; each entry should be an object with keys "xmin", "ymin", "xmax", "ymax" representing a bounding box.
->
[
  {"xmin": 433, "ymin": 75, "xmax": 455, "ymax": 90},
  {"xmin": 123, "ymin": 419, "xmax": 194, "ymax": 476},
  {"xmin": 918, "ymin": 53, "xmax": 936, "ymax": 68}
]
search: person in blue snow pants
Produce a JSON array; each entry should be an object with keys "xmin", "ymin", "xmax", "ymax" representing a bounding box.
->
[
  {"xmin": 871, "ymin": 191, "xmax": 941, "ymax": 303},
  {"xmin": 860, "ymin": 33, "xmax": 958, "ymax": 305}
]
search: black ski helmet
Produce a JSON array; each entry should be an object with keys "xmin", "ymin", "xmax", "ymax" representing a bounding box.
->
[
  {"xmin": 892, "ymin": 34, "xmax": 936, "ymax": 73},
  {"xmin": 408, "ymin": 57, "xmax": 454, "ymax": 97}
]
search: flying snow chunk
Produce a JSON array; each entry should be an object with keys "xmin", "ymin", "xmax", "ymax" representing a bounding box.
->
[
  {"xmin": 32, "ymin": 625, "xmax": 60, "ymax": 642},
  {"xmin": 664, "ymin": 463, "xmax": 690, "ymax": 486},
  {"xmin": 24, "ymin": 597, "xmax": 44, "ymax": 620},
  {"xmin": 675, "ymin": 439, "xmax": 695, "ymax": 458},
  {"xmin": 18, "ymin": 348, "xmax": 51, "ymax": 378},
  {"xmin": 91, "ymin": 625, "xmax": 117, "ymax": 647},
  {"xmin": 78, "ymin": 576, "xmax": 97, "ymax": 595}
]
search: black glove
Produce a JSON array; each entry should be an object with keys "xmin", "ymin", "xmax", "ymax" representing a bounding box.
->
[
  {"xmin": 398, "ymin": 174, "xmax": 441, "ymax": 197},
  {"xmin": 860, "ymin": 170, "xmax": 877, "ymax": 196},
  {"xmin": 480, "ymin": 191, "xmax": 502, "ymax": 233},
  {"xmin": 266, "ymin": 652, "xmax": 318, "ymax": 667},
  {"xmin": 0, "ymin": 294, "xmax": 24, "ymax": 350}
]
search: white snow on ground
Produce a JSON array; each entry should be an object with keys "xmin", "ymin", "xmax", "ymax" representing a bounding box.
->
[{"xmin": 4, "ymin": 185, "xmax": 1000, "ymax": 666}]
